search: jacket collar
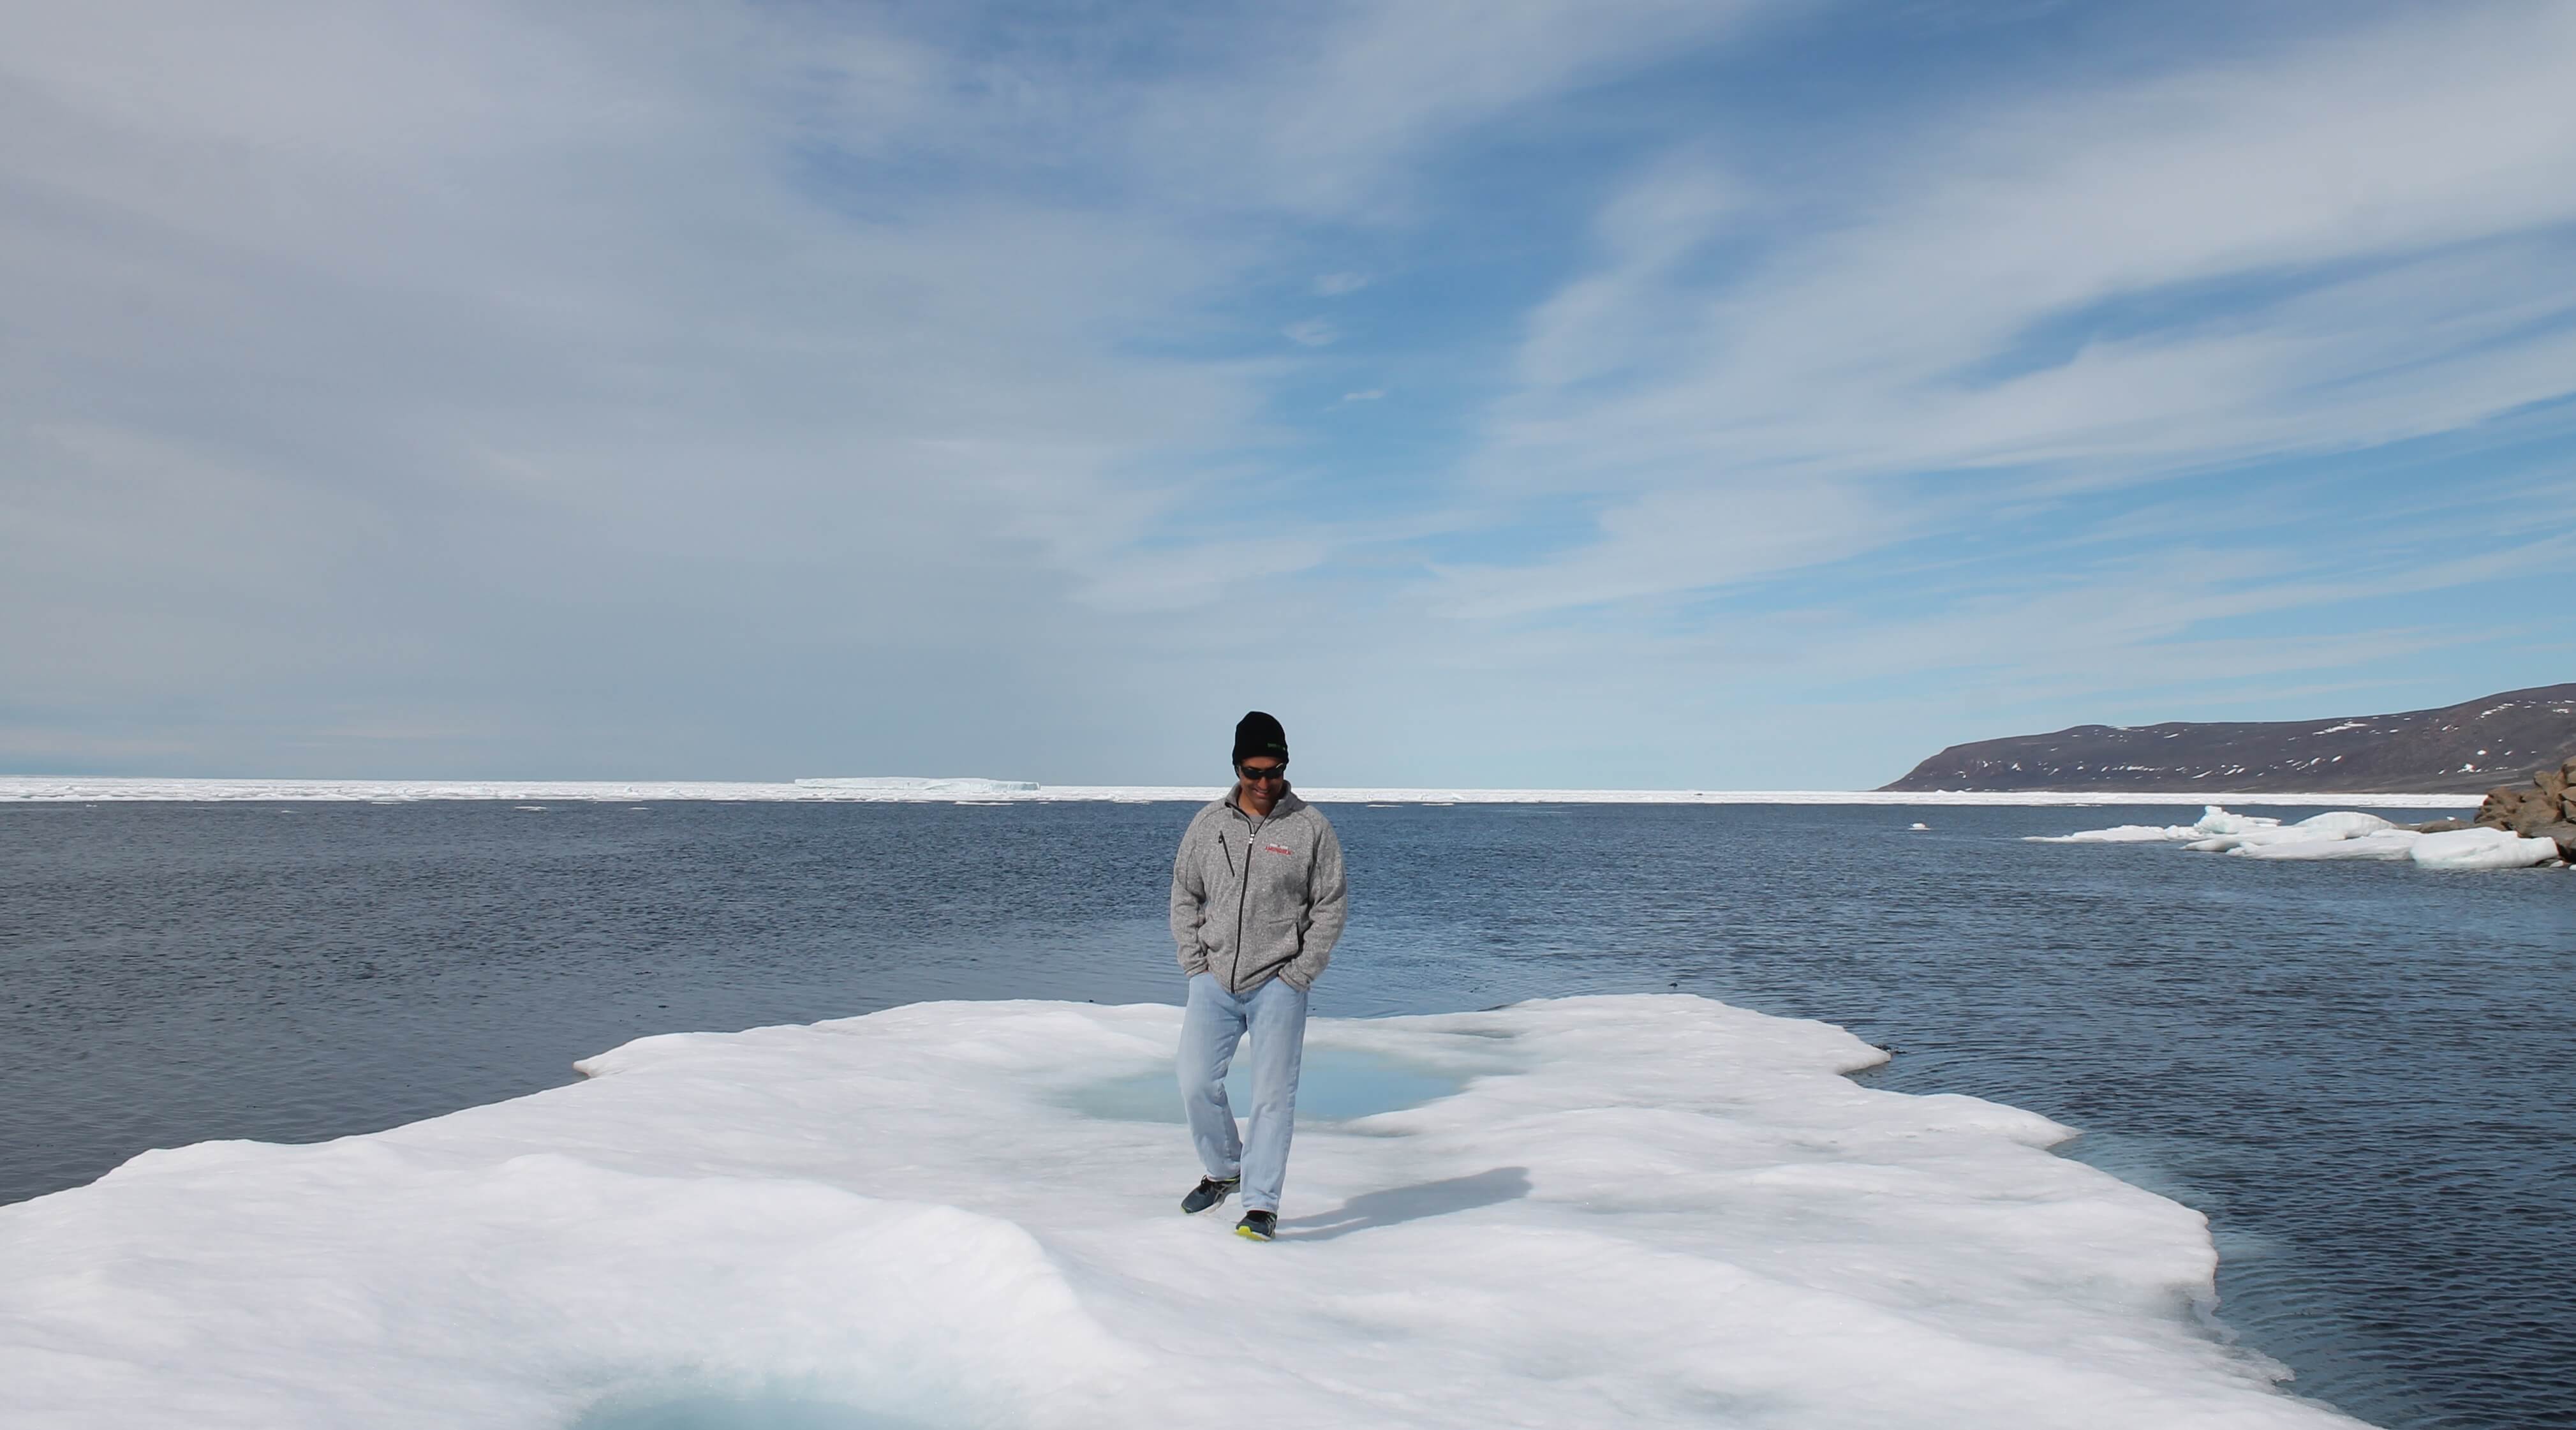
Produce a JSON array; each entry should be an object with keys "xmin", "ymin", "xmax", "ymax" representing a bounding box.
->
[{"xmin": 1224, "ymin": 788, "xmax": 1305, "ymax": 821}]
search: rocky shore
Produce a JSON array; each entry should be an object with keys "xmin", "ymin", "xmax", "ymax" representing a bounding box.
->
[{"xmin": 2475, "ymin": 756, "xmax": 2576, "ymax": 861}]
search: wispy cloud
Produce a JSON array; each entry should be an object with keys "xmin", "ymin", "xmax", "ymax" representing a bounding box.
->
[
  {"xmin": 1462, "ymin": 4, "xmax": 2576, "ymax": 614},
  {"xmin": 1127, "ymin": 0, "xmax": 1778, "ymax": 217},
  {"xmin": 3, "ymin": 0, "xmax": 2563, "ymax": 784},
  {"xmin": 0, "ymin": 1, "xmax": 1278, "ymax": 773}
]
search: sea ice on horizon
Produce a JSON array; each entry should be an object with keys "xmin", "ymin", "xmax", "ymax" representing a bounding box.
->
[
  {"xmin": 0, "ymin": 995, "xmax": 2366, "ymax": 1429},
  {"xmin": 2032, "ymin": 807, "xmax": 2561, "ymax": 868},
  {"xmin": 792, "ymin": 777, "xmax": 1042, "ymax": 796},
  {"xmin": 0, "ymin": 775, "xmax": 2486, "ymax": 808}
]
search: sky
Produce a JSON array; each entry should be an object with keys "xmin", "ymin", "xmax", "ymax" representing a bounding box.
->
[{"xmin": 4, "ymin": 0, "xmax": 2572, "ymax": 788}]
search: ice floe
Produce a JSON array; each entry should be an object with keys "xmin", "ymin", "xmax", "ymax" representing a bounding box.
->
[
  {"xmin": 2233, "ymin": 831, "xmax": 2424, "ymax": 861},
  {"xmin": 2031, "ymin": 821, "xmax": 2213, "ymax": 843},
  {"xmin": 2409, "ymin": 826, "xmax": 2565, "ymax": 870},
  {"xmin": 2181, "ymin": 811, "xmax": 2399, "ymax": 854},
  {"xmin": 2027, "ymin": 807, "xmax": 2297, "ymax": 844},
  {"xmin": 2034, "ymin": 807, "xmax": 2561, "ymax": 869},
  {"xmin": 0, "ymin": 996, "xmax": 2365, "ymax": 1428}
]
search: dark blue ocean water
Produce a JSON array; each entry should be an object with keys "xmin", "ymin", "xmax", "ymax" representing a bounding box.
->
[{"xmin": 3, "ymin": 799, "xmax": 2570, "ymax": 1428}]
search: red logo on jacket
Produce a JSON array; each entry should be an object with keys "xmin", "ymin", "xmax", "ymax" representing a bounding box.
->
[{"xmin": 1263, "ymin": 844, "xmax": 1293, "ymax": 856}]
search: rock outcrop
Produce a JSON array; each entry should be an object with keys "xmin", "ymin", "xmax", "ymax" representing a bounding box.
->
[{"xmin": 2476, "ymin": 756, "xmax": 2576, "ymax": 860}]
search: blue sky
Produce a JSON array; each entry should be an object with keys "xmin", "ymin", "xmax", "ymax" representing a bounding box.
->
[{"xmin": 4, "ymin": 0, "xmax": 2571, "ymax": 787}]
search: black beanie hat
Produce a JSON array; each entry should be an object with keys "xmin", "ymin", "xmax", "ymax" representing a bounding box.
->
[{"xmin": 1232, "ymin": 710, "xmax": 1289, "ymax": 765}]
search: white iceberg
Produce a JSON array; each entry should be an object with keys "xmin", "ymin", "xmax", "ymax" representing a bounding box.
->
[
  {"xmin": 2186, "ymin": 812, "xmax": 2398, "ymax": 856},
  {"xmin": 2285, "ymin": 811, "xmax": 2399, "ymax": 838},
  {"xmin": 0, "ymin": 996, "xmax": 2364, "ymax": 1428},
  {"xmin": 2408, "ymin": 826, "xmax": 2562, "ymax": 870},
  {"xmin": 2233, "ymin": 831, "xmax": 2421, "ymax": 861},
  {"xmin": 2038, "ymin": 807, "xmax": 2569, "ymax": 868},
  {"xmin": 2031, "ymin": 821, "xmax": 2208, "ymax": 842},
  {"xmin": 2029, "ymin": 805, "xmax": 2281, "ymax": 844}
]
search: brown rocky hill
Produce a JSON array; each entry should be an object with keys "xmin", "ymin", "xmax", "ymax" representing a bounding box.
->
[{"xmin": 1881, "ymin": 684, "xmax": 2576, "ymax": 794}]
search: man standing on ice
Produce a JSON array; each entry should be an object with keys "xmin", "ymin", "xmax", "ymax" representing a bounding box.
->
[{"xmin": 1169, "ymin": 710, "xmax": 1349, "ymax": 1241}]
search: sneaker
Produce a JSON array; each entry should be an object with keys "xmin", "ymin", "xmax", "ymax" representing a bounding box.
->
[
  {"xmin": 1180, "ymin": 1175, "xmax": 1239, "ymax": 1214},
  {"xmin": 1234, "ymin": 1210, "xmax": 1277, "ymax": 1241}
]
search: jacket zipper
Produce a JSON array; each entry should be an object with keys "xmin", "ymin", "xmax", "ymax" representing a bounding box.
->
[{"xmin": 1231, "ymin": 808, "xmax": 1259, "ymax": 990}]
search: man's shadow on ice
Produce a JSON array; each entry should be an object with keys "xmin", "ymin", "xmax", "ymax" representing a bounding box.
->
[{"xmin": 1280, "ymin": 1167, "xmax": 1530, "ymax": 1242}]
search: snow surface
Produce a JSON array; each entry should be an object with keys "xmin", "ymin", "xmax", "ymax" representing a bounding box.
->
[
  {"xmin": 0, "ymin": 996, "xmax": 2365, "ymax": 1429},
  {"xmin": 2033, "ymin": 807, "xmax": 2561, "ymax": 869},
  {"xmin": 0, "ymin": 777, "xmax": 2483, "ymax": 807}
]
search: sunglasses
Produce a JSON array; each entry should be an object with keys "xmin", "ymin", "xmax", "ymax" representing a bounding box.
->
[{"xmin": 1236, "ymin": 763, "xmax": 1289, "ymax": 782}]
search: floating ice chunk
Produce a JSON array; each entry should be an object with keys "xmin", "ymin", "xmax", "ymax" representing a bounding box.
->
[
  {"xmin": 2028, "ymin": 805, "xmax": 2293, "ymax": 844},
  {"xmin": 1908, "ymin": 822, "xmax": 1930, "ymax": 831},
  {"xmin": 0, "ymin": 997, "xmax": 2370, "ymax": 1428},
  {"xmin": 2028, "ymin": 822, "xmax": 2203, "ymax": 842},
  {"xmin": 2193, "ymin": 827, "xmax": 2329, "ymax": 853},
  {"xmin": 2191, "ymin": 807, "xmax": 2281, "ymax": 836},
  {"xmin": 2409, "ymin": 827, "xmax": 2562, "ymax": 870},
  {"xmin": 2170, "ymin": 809, "xmax": 2302, "ymax": 852},
  {"xmin": 2233, "ymin": 831, "xmax": 2421, "ymax": 861},
  {"xmin": 2290, "ymin": 811, "xmax": 2396, "ymax": 837},
  {"xmin": 2045, "ymin": 808, "xmax": 2437, "ymax": 863},
  {"xmin": 2217, "ymin": 812, "xmax": 2409, "ymax": 861}
]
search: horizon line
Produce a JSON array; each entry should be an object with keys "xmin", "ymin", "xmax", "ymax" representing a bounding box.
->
[{"xmin": 0, "ymin": 777, "xmax": 2482, "ymax": 808}]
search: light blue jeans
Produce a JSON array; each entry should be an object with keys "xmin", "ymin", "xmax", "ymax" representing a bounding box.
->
[{"xmin": 1178, "ymin": 972, "xmax": 1309, "ymax": 1212}]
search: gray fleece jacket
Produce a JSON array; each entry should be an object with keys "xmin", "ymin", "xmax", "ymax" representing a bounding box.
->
[{"xmin": 1169, "ymin": 789, "xmax": 1348, "ymax": 995}]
